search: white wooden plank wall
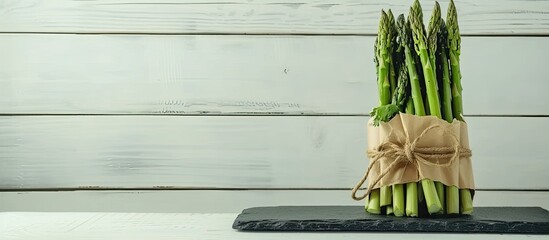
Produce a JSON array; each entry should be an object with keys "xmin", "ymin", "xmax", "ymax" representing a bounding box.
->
[
  {"xmin": 1, "ymin": 0, "xmax": 548, "ymax": 203},
  {"xmin": 1, "ymin": 0, "xmax": 548, "ymax": 35},
  {"xmin": 1, "ymin": 116, "xmax": 548, "ymax": 189},
  {"xmin": 1, "ymin": 36, "xmax": 548, "ymax": 115}
]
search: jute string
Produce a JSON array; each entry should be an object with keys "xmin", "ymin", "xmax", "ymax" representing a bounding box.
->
[{"xmin": 351, "ymin": 123, "xmax": 472, "ymax": 201}]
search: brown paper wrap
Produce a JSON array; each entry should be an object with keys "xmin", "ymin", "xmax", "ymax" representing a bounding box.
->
[{"xmin": 352, "ymin": 113, "xmax": 475, "ymax": 200}]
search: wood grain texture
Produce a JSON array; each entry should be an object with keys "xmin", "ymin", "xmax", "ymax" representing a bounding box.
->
[
  {"xmin": 1, "ymin": 116, "xmax": 547, "ymax": 189},
  {"xmin": 0, "ymin": 0, "xmax": 548, "ymax": 35},
  {"xmin": 1, "ymin": 35, "xmax": 548, "ymax": 115},
  {"xmin": 2, "ymin": 190, "xmax": 548, "ymax": 213},
  {"xmin": 2, "ymin": 211, "xmax": 548, "ymax": 240}
]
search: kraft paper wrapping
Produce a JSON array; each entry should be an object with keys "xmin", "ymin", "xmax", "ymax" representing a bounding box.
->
[{"xmin": 363, "ymin": 113, "xmax": 475, "ymax": 193}]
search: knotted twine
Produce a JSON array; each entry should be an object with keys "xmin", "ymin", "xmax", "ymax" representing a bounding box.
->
[{"xmin": 351, "ymin": 121, "xmax": 472, "ymax": 201}]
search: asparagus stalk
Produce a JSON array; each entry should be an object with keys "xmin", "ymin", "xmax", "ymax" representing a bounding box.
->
[
  {"xmin": 370, "ymin": 30, "xmax": 412, "ymax": 215},
  {"xmin": 438, "ymin": 20, "xmax": 453, "ymax": 124},
  {"xmin": 368, "ymin": 36, "xmax": 383, "ymax": 214},
  {"xmin": 438, "ymin": 19, "xmax": 460, "ymax": 215},
  {"xmin": 367, "ymin": 189, "xmax": 381, "ymax": 214},
  {"xmin": 393, "ymin": 184, "xmax": 405, "ymax": 216},
  {"xmin": 396, "ymin": 14, "xmax": 422, "ymax": 217},
  {"xmin": 418, "ymin": 180, "xmax": 424, "ymax": 203},
  {"xmin": 374, "ymin": 37, "xmax": 379, "ymax": 80},
  {"xmin": 387, "ymin": 9, "xmax": 398, "ymax": 95},
  {"xmin": 386, "ymin": 206, "xmax": 394, "ymax": 215},
  {"xmin": 377, "ymin": 10, "xmax": 395, "ymax": 208},
  {"xmin": 447, "ymin": 0, "xmax": 463, "ymax": 122},
  {"xmin": 369, "ymin": 48, "xmax": 413, "ymax": 126},
  {"xmin": 426, "ymin": 1, "xmax": 446, "ymax": 214},
  {"xmin": 403, "ymin": 74, "xmax": 415, "ymax": 218},
  {"xmin": 367, "ymin": 10, "xmax": 393, "ymax": 214},
  {"xmin": 460, "ymin": 189, "xmax": 474, "ymax": 214},
  {"xmin": 377, "ymin": 10, "xmax": 392, "ymax": 107},
  {"xmin": 405, "ymin": 95, "xmax": 417, "ymax": 218},
  {"xmin": 396, "ymin": 15, "xmax": 425, "ymax": 116},
  {"xmin": 406, "ymin": 97, "xmax": 415, "ymax": 114},
  {"xmin": 427, "ymin": 2, "xmax": 442, "ymax": 79},
  {"xmin": 392, "ymin": 65, "xmax": 410, "ymax": 110},
  {"xmin": 412, "ymin": 0, "xmax": 442, "ymax": 119},
  {"xmin": 391, "ymin": 63, "xmax": 410, "ymax": 217},
  {"xmin": 406, "ymin": 181, "xmax": 418, "ymax": 217},
  {"xmin": 434, "ymin": 182, "xmax": 445, "ymax": 214},
  {"xmin": 409, "ymin": 0, "xmax": 442, "ymax": 215},
  {"xmin": 380, "ymin": 185, "xmax": 393, "ymax": 208},
  {"xmin": 404, "ymin": 89, "xmax": 416, "ymax": 217},
  {"xmin": 447, "ymin": 0, "xmax": 474, "ymax": 214}
]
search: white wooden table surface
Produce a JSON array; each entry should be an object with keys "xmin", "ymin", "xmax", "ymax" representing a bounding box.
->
[
  {"xmin": 1, "ymin": 212, "xmax": 547, "ymax": 240},
  {"xmin": 2, "ymin": 190, "xmax": 548, "ymax": 239}
]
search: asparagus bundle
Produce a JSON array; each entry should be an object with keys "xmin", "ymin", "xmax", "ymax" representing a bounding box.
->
[{"xmin": 365, "ymin": 0, "xmax": 473, "ymax": 217}]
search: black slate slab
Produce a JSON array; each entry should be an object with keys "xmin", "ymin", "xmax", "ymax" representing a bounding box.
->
[{"xmin": 233, "ymin": 206, "xmax": 549, "ymax": 234}]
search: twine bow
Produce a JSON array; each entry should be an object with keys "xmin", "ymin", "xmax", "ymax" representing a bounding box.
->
[{"xmin": 351, "ymin": 124, "xmax": 472, "ymax": 201}]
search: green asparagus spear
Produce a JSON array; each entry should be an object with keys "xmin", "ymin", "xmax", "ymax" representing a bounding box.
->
[
  {"xmin": 438, "ymin": 20, "xmax": 453, "ymax": 123},
  {"xmin": 368, "ymin": 10, "xmax": 393, "ymax": 214},
  {"xmin": 367, "ymin": 189, "xmax": 381, "ymax": 214},
  {"xmin": 386, "ymin": 205, "xmax": 394, "ymax": 215},
  {"xmin": 409, "ymin": 0, "xmax": 442, "ymax": 215},
  {"xmin": 448, "ymin": 0, "xmax": 463, "ymax": 122},
  {"xmin": 387, "ymin": 9, "xmax": 398, "ymax": 95},
  {"xmin": 438, "ymin": 19, "xmax": 460, "ymax": 215},
  {"xmin": 380, "ymin": 185, "xmax": 392, "ymax": 208},
  {"xmin": 367, "ymin": 52, "xmax": 382, "ymax": 213},
  {"xmin": 393, "ymin": 184, "xmax": 405, "ymax": 217},
  {"xmin": 392, "ymin": 66, "xmax": 410, "ymax": 111},
  {"xmin": 367, "ymin": 24, "xmax": 380, "ymax": 216},
  {"xmin": 460, "ymin": 190, "xmax": 474, "ymax": 214},
  {"xmin": 405, "ymin": 182, "xmax": 418, "ymax": 217},
  {"xmin": 426, "ymin": 1, "xmax": 446, "ymax": 214},
  {"xmin": 374, "ymin": 37, "xmax": 379, "ymax": 78},
  {"xmin": 392, "ymin": 66, "xmax": 409, "ymax": 217},
  {"xmin": 406, "ymin": 97, "xmax": 415, "ymax": 115},
  {"xmin": 371, "ymin": 56, "xmax": 412, "ymax": 211},
  {"xmin": 427, "ymin": 2, "xmax": 442, "ymax": 77},
  {"xmin": 396, "ymin": 14, "xmax": 423, "ymax": 217},
  {"xmin": 371, "ymin": 39, "xmax": 412, "ymax": 213},
  {"xmin": 411, "ymin": 0, "xmax": 442, "ymax": 118},
  {"xmin": 375, "ymin": 60, "xmax": 411, "ymax": 118},
  {"xmin": 448, "ymin": 0, "xmax": 474, "ymax": 214},
  {"xmin": 378, "ymin": 10, "xmax": 396, "ymax": 208},
  {"xmin": 370, "ymin": 63, "xmax": 410, "ymax": 126},
  {"xmin": 376, "ymin": 10, "xmax": 392, "ymax": 106},
  {"xmin": 396, "ymin": 15, "xmax": 425, "ymax": 116}
]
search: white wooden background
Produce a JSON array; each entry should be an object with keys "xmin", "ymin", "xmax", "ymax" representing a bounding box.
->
[{"xmin": 1, "ymin": 0, "xmax": 549, "ymax": 216}]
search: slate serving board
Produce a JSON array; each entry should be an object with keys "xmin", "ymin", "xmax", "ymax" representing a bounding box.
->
[{"xmin": 233, "ymin": 206, "xmax": 549, "ymax": 234}]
